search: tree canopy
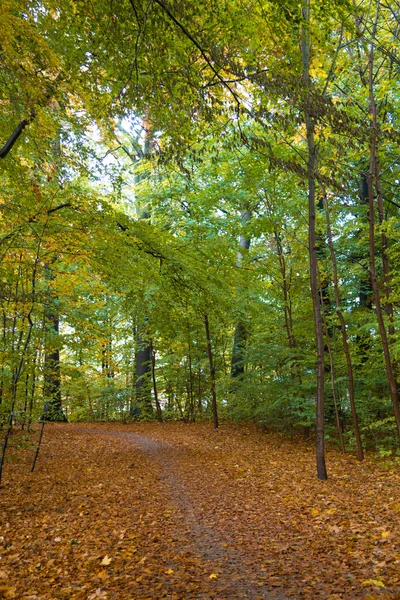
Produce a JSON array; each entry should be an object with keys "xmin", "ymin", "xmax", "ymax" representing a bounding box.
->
[{"xmin": 2, "ymin": 0, "xmax": 400, "ymax": 478}]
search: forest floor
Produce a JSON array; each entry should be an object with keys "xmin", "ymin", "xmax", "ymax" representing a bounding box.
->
[{"xmin": 0, "ymin": 423, "xmax": 399, "ymax": 600}]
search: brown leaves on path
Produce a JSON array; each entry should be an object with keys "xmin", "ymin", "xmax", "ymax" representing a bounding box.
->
[{"xmin": 0, "ymin": 422, "xmax": 399, "ymax": 599}]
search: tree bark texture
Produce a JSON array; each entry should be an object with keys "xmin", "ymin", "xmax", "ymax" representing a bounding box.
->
[{"xmin": 302, "ymin": 0, "xmax": 327, "ymax": 479}]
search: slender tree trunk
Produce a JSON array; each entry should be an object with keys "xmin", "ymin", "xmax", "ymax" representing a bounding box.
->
[
  {"xmin": 367, "ymin": 37, "xmax": 400, "ymax": 442},
  {"xmin": 204, "ymin": 313, "xmax": 218, "ymax": 429},
  {"xmin": 0, "ymin": 313, "xmax": 34, "ymax": 484},
  {"xmin": 166, "ymin": 381, "xmax": 174, "ymax": 411},
  {"xmin": 43, "ymin": 309, "xmax": 63, "ymax": 420},
  {"xmin": 302, "ymin": 0, "xmax": 327, "ymax": 479},
  {"xmin": 134, "ymin": 119, "xmax": 153, "ymax": 412},
  {"xmin": 150, "ymin": 340, "xmax": 163, "ymax": 422},
  {"xmin": 197, "ymin": 359, "xmax": 203, "ymax": 414},
  {"xmin": 0, "ymin": 366, "xmax": 4, "ymax": 412},
  {"xmin": 374, "ymin": 159, "xmax": 397, "ymax": 384},
  {"xmin": 357, "ymin": 174, "xmax": 374, "ymax": 363},
  {"xmin": 43, "ymin": 260, "xmax": 65, "ymax": 422},
  {"xmin": 319, "ymin": 287, "xmax": 345, "ymax": 454},
  {"xmin": 324, "ymin": 193, "xmax": 363, "ymax": 460},
  {"xmin": 87, "ymin": 387, "xmax": 95, "ymax": 421},
  {"xmin": 175, "ymin": 392, "xmax": 185, "ymax": 420},
  {"xmin": 22, "ymin": 371, "xmax": 29, "ymax": 430},
  {"xmin": 27, "ymin": 350, "xmax": 37, "ymax": 432},
  {"xmin": 135, "ymin": 324, "xmax": 152, "ymax": 413},
  {"xmin": 31, "ymin": 408, "xmax": 47, "ymax": 473},
  {"xmin": 366, "ymin": 170, "xmax": 400, "ymax": 439},
  {"xmin": 274, "ymin": 231, "xmax": 301, "ymax": 383},
  {"xmin": 231, "ymin": 323, "xmax": 247, "ymax": 378},
  {"xmin": 0, "ymin": 308, "xmax": 6, "ymax": 419},
  {"xmin": 368, "ymin": 32, "xmax": 399, "ymax": 387},
  {"xmin": 187, "ymin": 335, "xmax": 195, "ymax": 421},
  {"xmin": 231, "ymin": 210, "xmax": 251, "ymax": 378}
]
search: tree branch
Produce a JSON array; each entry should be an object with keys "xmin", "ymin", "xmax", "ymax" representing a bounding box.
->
[
  {"xmin": 0, "ymin": 117, "xmax": 32, "ymax": 159},
  {"xmin": 116, "ymin": 221, "xmax": 166, "ymax": 259},
  {"xmin": 46, "ymin": 203, "xmax": 72, "ymax": 215},
  {"xmin": 0, "ymin": 76, "xmax": 62, "ymax": 160},
  {"xmin": 151, "ymin": 0, "xmax": 242, "ymax": 109}
]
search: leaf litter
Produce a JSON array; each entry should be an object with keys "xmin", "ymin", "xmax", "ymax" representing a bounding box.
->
[{"xmin": 0, "ymin": 422, "xmax": 399, "ymax": 599}]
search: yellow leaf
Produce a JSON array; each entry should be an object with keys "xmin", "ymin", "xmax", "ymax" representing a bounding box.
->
[
  {"xmin": 97, "ymin": 570, "xmax": 108, "ymax": 580},
  {"xmin": 381, "ymin": 531, "xmax": 390, "ymax": 539},
  {"xmin": 310, "ymin": 508, "xmax": 319, "ymax": 517},
  {"xmin": 362, "ymin": 579, "xmax": 385, "ymax": 588},
  {"xmin": 100, "ymin": 555, "xmax": 112, "ymax": 566},
  {"xmin": 165, "ymin": 569, "xmax": 174, "ymax": 575},
  {"xmin": 209, "ymin": 573, "xmax": 218, "ymax": 579}
]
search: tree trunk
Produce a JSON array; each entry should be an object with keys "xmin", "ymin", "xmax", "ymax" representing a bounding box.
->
[
  {"xmin": 43, "ymin": 259, "xmax": 65, "ymax": 422},
  {"xmin": 231, "ymin": 210, "xmax": 251, "ymax": 378},
  {"xmin": 150, "ymin": 340, "xmax": 163, "ymax": 422},
  {"xmin": 134, "ymin": 119, "xmax": 153, "ymax": 413},
  {"xmin": 186, "ymin": 333, "xmax": 195, "ymax": 421},
  {"xmin": 367, "ymin": 39, "xmax": 400, "ymax": 442},
  {"xmin": 27, "ymin": 350, "xmax": 37, "ymax": 431},
  {"xmin": 302, "ymin": 0, "xmax": 327, "ymax": 479},
  {"xmin": 0, "ymin": 312, "xmax": 34, "ymax": 483},
  {"xmin": 357, "ymin": 174, "xmax": 373, "ymax": 363},
  {"xmin": 43, "ymin": 311, "xmax": 64, "ymax": 421},
  {"xmin": 197, "ymin": 359, "xmax": 203, "ymax": 414},
  {"xmin": 274, "ymin": 231, "xmax": 301, "ymax": 383},
  {"xmin": 135, "ymin": 324, "xmax": 152, "ymax": 413},
  {"xmin": 324, "ymin": 192, "xmax": 363, "ymax": 460},
  {"xmin": 319, "ymin": 287, "xmax": 345, "ymax": 454},
  {"xmin": 204, "ymin": 313, "xmax": 218, "ymax": 429}
]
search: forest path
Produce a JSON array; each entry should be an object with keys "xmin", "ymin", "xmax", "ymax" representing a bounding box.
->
[
  {"xmin": 95, "ymin": 429, "xmax": 289, "ymax": 600},
  {"xmin": 0, "ymin": 423, "xmax": 399, "ymax": 600}
]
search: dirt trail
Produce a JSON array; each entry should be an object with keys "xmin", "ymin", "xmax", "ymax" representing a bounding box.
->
[
  {"xmin": 97, "ymin": 430, "xmax": 288, "ymax": 599},
  {"xmin": 0, "ymin": 423, "xmax": 399, "ymax": 599}
]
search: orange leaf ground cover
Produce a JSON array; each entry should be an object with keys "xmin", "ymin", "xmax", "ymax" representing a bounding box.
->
[{"xmin": 0, "ymin": 422, "xmax": 399, "ymax": 599}]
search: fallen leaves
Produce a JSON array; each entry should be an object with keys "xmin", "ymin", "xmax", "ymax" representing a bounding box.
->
[
  {"xmin": 0, "ymin": 422, "xmax": 399, "ymax": 599},
  {"xmin": 362, "ymin": 579, "xmax": 386, "ymax": 588},
  {"xmin": 87, "ymin": 588, "xmax": 107, "ymax": 599},
  {"xmin": 0, "ymin": 586, "xmax": 16, "ymax": 599}
]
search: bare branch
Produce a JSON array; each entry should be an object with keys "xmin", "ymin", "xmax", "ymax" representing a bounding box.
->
[
  {"xmin": 151, "ymin": 0, "xmax": 242, "ymax": 109},
  {"xmin": 0, "ymin": 117, "xmax": 31, "ymax": 159}
]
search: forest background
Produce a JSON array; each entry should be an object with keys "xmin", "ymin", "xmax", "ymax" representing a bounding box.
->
[{"xmin": 1, "ymin": 0, "xmax": 400, "ymax": 479}]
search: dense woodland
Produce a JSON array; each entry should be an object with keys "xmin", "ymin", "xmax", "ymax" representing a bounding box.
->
[{"xmin": 1, "ymin": 0, "xmax": 400, "ymax": 479}]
